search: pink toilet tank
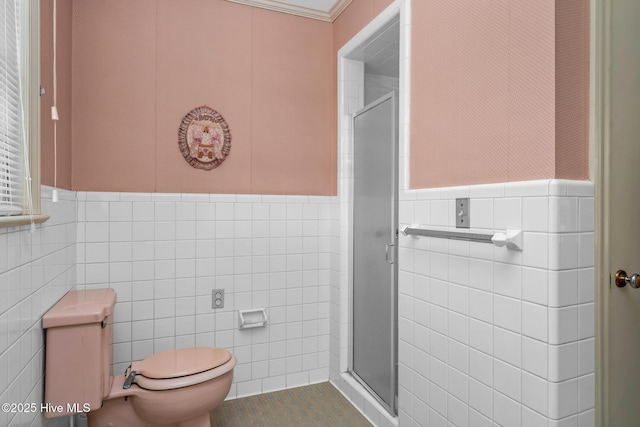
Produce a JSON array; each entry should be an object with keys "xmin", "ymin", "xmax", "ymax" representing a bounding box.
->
[{"xmin": 42, "ymin": 288, "xmax": 117, "ymax": 418}]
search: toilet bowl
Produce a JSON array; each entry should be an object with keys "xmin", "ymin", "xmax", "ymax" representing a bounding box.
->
[
  {"xmin": 42, "ymin": 288, "xmax": 236, "ymax": 427},
  {"xmin": 88, "ymin": 347, "xmax": 237, "ymax": 427}
]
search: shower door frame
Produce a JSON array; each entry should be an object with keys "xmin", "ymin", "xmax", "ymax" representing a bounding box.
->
[
  {"xmin": 349, "ymin": 92, "xmax": 399, "ymax": 416},
  {"xmin": 335, "ymin": 0, "xmax": 410, "ymax": 422}
]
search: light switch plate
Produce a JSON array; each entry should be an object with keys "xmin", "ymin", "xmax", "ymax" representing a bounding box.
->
[{"xmin": 456, "ymin": 198, "xmax": 470, "ymax": 228}]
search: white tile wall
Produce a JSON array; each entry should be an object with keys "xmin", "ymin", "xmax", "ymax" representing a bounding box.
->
[
  {"xmin": 364, "ymin": 73, "xmax": 399, "ymax": 106},
  {"xmin": 76, "ymin": 192, "xmax": 333, "ymax": 399},
  {"xmin": 0, "ymin": 186, "xmax": 77, "ymax": 427},
  {"xmin": 393, "ymin": 180, "xmax": 595, "ymax": 427},
  {"xmin": 331, "ymin": 136, "xmax": 594, "ymax": 427}
]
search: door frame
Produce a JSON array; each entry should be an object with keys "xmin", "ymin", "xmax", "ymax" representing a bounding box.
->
[
  {"xmin": 592, "ymin": 0, "xmax": 610, "ymax": 424},
  {"xmin": 334, "ymin": 0, "xmax": 410, "ymax": 419}
]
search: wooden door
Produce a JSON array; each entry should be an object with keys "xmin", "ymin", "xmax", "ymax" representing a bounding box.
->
[{"xmin": 597, "ymin": 0, "xmax": 640, "ymax": 425}]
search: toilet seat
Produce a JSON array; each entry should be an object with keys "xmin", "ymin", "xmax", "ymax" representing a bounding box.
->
[{"xmin": 130, "ymin": 347, "xmax": 235, "ymax": 391}]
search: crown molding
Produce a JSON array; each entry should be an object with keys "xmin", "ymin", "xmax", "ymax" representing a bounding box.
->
[
  {"xmin": 225, "ymin": 0, "xmax": 352, "ymax": 22},
  {"xmin": 327, "ymin": 0, "xmax": 351, "ymax": 21}
]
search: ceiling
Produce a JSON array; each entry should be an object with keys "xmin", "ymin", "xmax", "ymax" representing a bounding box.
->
[{"xmin": 225, "ymin": 0, "xmax": 352, "ymax": 22}]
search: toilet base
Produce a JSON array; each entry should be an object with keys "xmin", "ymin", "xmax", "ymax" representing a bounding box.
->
[
  {"xmin": 88, "ymin": 397, "xmax": 211, "ymax": 427},
  {"xmin": 88, "ymin": 396, "xmax": 154, "ymax": 427},
  {"xmin": 87, "ymin": 358, "xmax": 234, "ymax": 427}
]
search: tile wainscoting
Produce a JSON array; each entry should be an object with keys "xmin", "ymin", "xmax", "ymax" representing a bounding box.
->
[
  {"xmin": 0, "ymin": 180, "xmax": 594, "ymax": 427},
  {"xmin": 75, "ymin": 192, "xmax": 334, "ymax": 400},
  {"xmin": 0, "ymin": 186, "xmax": 77, "ymax": 427},
  {"xmin": 331, "ymin": 179, "xmax": 595, "ymax": 427}
]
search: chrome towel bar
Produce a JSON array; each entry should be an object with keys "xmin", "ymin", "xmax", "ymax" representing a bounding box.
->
[
  {"xmin": 401, "ymin": 226, "xmax": 494, "ymax": 243},
  {"xmin": 400, "ymin": 226, "xmax": 523, "ymax": 251}
]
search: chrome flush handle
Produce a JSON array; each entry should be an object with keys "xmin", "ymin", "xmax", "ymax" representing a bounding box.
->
[{"xmin": 123, "ymin": 371, "xmax": 137, "ymax": 389}]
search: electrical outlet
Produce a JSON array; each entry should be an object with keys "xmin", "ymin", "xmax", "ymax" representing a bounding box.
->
[
  {"xmin": 212, "ymin": 289, "xmax": 224, "ymax": 309},
  {"xmin": 455, "ymin": 198, "xmax": 470, "ymax": 228}
]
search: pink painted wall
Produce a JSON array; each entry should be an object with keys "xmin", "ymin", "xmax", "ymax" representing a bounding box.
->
[
  {"xmin": 410, "ymin": 0, "xmax": 589, "ymax": 188},
  {"xmin": 333, "ymin": 0, "xmax": 394, "ymax": 53},
  {"xmin": 72, "ymin": 0, "xmax": 156, "ymax": 192},
  {"xmin": 40, "ymin": 0, "xmax": 72, "ymax": 190},
  {"xmin": 249, "ymin": 8, "xmax": 334, "ymax": 195},
  {"xmin": 555, "ymin": 0, "xmax": 590, "ymax": 179},
  {"xmin": 68, "ymin": 0, "xmax": 588, "ymax": 194},
  {"xmin": 72, "ymin": 0, "xmax": 334, "ymax": 195}
]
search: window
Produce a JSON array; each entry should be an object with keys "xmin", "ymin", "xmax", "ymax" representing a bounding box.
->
[
  {"xmin": 0, "ymin": 0, "xmax": 44, "ymax": 226},
  {"xmin": 0, "ymin": 0, "xmax": 24, "ymax": 215}
]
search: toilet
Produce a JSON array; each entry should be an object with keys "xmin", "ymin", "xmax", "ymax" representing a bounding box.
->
[{"xmin": 42, "ymin": 288, "xmax": 236, "ymax": 427}]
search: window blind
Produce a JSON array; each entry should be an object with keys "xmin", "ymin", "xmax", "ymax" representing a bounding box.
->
[{"xmin": 0, "ymin": 0, "xmax": 23, "ymax": 216}]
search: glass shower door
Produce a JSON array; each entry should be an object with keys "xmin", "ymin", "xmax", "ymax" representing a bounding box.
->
[{"xmin": 351, "ymin": 93, "xmax": 397, "ymax": 414}]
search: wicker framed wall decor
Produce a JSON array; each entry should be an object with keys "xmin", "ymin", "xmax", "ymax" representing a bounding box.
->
[{"xmin": 178, "ymin": 106, "xmax": 231, "ymax": 170}]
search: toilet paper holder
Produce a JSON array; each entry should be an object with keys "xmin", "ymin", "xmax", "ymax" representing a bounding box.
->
[{"xmin": 238, "ymin": 308, "xmax": 268, "ymax": 330}]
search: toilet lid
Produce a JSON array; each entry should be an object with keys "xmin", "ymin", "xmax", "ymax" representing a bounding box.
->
[{"xmin": 136, "ymin": 347, "xmax": 231, "ymax": 379}]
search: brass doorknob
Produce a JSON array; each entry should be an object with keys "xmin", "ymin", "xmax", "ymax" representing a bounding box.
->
[{"xmin": 615, "ymin": 270, "xmax": 640, "ymax": 288}]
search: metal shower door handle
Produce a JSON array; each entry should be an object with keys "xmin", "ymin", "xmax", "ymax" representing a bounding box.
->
[{"xmin": 385, "ymin": 244, "xmax": 396, "ymax": 264}]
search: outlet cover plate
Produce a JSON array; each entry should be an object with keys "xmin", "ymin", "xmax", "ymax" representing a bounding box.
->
[{"xmin": 212, "ymin": 289, "xmax": 225, "ymax": 309}]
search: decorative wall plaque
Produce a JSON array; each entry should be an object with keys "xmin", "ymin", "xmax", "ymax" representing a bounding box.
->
[{"xmin": 178, "ymin": 106, "xmax": 231, "ymax": 170}]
